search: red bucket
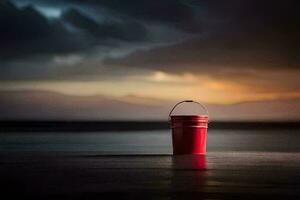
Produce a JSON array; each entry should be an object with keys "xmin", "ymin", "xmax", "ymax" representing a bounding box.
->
[{"xmin": 169, "ymin": 100, "xmax": 209, "ymax": 155}]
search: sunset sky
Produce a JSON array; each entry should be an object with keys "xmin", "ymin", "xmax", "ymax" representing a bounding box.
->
[{"xmin": 0, "ymin": 0, "xmax": 299, "ymax": 120}]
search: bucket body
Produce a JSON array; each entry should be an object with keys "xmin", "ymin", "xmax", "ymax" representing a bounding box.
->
[{"xmin": 171, "ymin": 115, "xmax": 208, "ymax": 155}]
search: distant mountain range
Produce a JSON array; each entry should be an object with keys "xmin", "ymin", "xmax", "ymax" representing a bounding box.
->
[{"xmin": 0, "ymin": 90, "xmax": 300, "ymax": 121}]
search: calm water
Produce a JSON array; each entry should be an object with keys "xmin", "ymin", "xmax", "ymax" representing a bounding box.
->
[{"xmin": 1, "ymin": 129, "xmax": 300, "ymax": 154}]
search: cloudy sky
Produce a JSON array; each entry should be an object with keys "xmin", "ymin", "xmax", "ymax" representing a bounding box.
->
[{"xmin": 0, "ymin": 0, "xmax": 299, "ymax": 120}]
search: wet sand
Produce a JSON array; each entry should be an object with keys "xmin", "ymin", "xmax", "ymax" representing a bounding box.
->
[{"xmin": 1, "ymin": 152, "xmax": 300, "ymax": 199}]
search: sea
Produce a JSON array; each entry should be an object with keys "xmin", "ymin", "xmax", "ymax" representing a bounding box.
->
[{"xmin": 1, "ymin": 129, "xmax": 300, "ymax": 154}]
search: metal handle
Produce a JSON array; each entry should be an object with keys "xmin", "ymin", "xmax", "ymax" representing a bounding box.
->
[{"xmin": 168, "ymin": 100, "xmax": 209, "ymax": 121}]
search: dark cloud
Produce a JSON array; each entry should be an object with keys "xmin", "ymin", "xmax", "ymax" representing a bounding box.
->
[
  {"xmin": 1, "ymin": 0, "xmax": 299, "ymax": 81},
  {"xmin": 97, "ymin": 0, "xmax": 201, "ymax": 33},
  {"xmin": 0, "ymin": 1, "xmax": 87, "ymax": 61},
  {"xmin": 103, "ymin": 0, "xmax": 300, "ymax": 73},
  {"xmin": 62, "ymin": 8, "xmax": 147, "ymax": 42},
  {"xmin": 0, "ymin": 0, "xmax": 149, "ymax": 62},
  {"xmin": 103, "ymin": 33, "xmax": 296, "ymax": 74},
  {"xmin": 198, "ymin": 0, "xmax": 299, "ymax": 63},
  {"xmin": 13, "ymin": 0, "xmax": 202, "ymax": 32},
  {"xmin": 0, "ymin": 1, "xmax": 98, "ymax": 80}
]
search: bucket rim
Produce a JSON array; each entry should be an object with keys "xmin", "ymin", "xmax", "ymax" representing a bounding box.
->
[{"xmin": 171, "ymin": 115, "xmax": 209, "ymax": 123}]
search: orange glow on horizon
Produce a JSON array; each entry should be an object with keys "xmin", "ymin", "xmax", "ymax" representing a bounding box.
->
[{"xmin": 1, "ymin": 69, "xmax": 300, "ymax": 105}]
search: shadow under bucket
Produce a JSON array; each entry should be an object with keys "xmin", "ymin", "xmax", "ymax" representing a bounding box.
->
[{"xmin": 169, "ymin": 100, "xmax": 209, "ymax": 155}]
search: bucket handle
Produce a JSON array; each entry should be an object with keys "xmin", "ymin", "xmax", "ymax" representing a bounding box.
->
[{"xmin": 168, "ymin": 100, "xmax": 209, "ymax": 121}]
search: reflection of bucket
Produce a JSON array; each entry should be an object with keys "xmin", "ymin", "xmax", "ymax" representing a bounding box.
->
[
  {"xmin": 172, "ymin": 155, "xmax": 207, "ymax": 170},
  {"xmin": 171, "ymin": 155, "xmax": 207, "ymax": 191},
  {"xmin": 169, "ymin": 100, "xmax": 209, "ymax": 155}
]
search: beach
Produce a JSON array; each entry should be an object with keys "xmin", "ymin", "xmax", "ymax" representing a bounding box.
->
[{"xmin": 1, "ymin": 128, "xmax": 300, "ymax": 199}]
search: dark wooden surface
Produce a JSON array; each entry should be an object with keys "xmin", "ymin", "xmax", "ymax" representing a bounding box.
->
[{"xmin": 1, "ymin": 152, "xmax": 299, "ymax": 199}]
